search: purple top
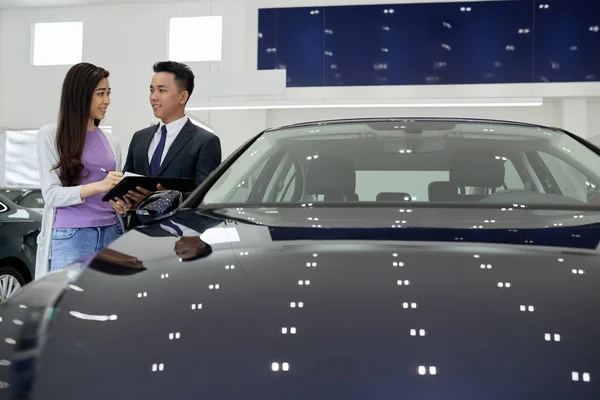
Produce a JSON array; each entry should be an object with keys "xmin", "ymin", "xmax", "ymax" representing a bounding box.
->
[{"xmin": 54, "ymin": 127, "xmax": 118, "ymax": 229}]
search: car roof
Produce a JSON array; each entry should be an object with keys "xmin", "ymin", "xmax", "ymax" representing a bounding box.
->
[
  {"xmin": 0, "ymin": 187, "xmax": 40, "ymax": 191},
  {"xmin": 263, "ymin": 117, "xmax": 565, "ymax": 134}
]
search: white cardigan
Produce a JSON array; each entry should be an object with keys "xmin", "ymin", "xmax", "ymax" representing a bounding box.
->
[{"xmin": 35, "ymin": 123, "xmax": 123, "ymax": 279}]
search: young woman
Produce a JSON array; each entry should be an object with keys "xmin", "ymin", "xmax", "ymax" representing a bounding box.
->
[{"xmin": 35, "ymin": 62, "xmax": 127, "ymax": 277}]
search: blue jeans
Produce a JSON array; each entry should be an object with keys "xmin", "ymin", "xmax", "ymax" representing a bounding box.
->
[{"xmin": 50, "ymin": 223, "xmax": 123, "ymax": 272}]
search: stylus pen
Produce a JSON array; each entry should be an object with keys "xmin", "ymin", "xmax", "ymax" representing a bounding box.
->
[{"xmin": 100, "ymin": 168, "xmax": 108, "ymax": 174}]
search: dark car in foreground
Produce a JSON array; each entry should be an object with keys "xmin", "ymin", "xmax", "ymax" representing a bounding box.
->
[
  {"xmin": 0, "ymin": 194, "xmax": 40, "ymax": 303},
  {"xmin": 2, "ymin": 118, "xmax": 600, "ymax": 398}
]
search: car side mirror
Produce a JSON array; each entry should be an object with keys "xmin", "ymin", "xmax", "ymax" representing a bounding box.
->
[{"xmin": 136, "ymin": 190, "xmax": 182, "ymax": 217}]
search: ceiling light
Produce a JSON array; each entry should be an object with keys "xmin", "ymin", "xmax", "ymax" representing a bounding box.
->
[
  {"xmin": 187, "ymin": 98, "xmax": 542, "ymax": 111},
  {"xmin": 189, "ymin": 118, "xmax": 214, "ymax": 133}
]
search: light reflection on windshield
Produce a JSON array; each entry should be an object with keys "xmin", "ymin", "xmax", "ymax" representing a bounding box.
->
[{"xmin": 201, "ymin": 120, "xmax": 600, "ymax": 208}]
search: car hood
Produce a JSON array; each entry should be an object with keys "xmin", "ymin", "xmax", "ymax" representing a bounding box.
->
[{"xmin": 3, "ymin": 206, "xmax": 600, "ymax": 399}]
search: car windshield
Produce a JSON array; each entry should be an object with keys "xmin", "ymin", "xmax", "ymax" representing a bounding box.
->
[
  {"xmin": 18, "ymin": 191, "xmax": 44, "ymax": 209},
  {"xmin": 1, "ymin": 189, "xmax": 22, "ymax": 202},
  {"xmin": 201, "ymin": 119, "xmax": 600, "ymax": 208}
]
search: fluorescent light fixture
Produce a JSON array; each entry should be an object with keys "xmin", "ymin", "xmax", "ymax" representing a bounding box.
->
[
  {"xmin": 186, "ymin": 97, "xmax": 543, "ymax": 111},
  {"xmin": 33, "ymin": 21, "xmax": 83, "ymax": 66},
  {"xmin": 189, "ymin": 117, "xmax": 214, "ymax": 133}
]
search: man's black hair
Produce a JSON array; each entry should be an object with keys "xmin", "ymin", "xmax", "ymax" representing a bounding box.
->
[{"xmin": 153, "ymin": 61, "xmax": 195, "ymax": 100}]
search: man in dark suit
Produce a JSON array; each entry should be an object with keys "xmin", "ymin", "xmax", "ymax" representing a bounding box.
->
[{"xmin": 110, "ymin": 61, "xmax": 221, "ymax": 213}]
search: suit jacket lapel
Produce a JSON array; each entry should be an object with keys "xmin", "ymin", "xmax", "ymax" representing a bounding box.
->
[
  {"xmin": 157, "ymin": 119, "xmax": 194, "ymax": 176},
  {"xmin": 142, "ymin": 124, "xmax": 159, "ymax": 176}
]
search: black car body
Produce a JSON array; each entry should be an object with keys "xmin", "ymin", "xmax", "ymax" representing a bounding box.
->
[
  {"xmin": 0, "ymin": 194, "xmax": 40, "ymax": 302},
  {"xmin": 1, "ymin": 118, "xmax": 600, "ymax": 398}
]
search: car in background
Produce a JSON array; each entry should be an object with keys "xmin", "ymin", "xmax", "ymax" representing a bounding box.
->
[
  {"xmin": 0, "ymin": 193, "xmax": 40, "ymax": 303},
  {"xmin": 1, "ymin": 187, "xmax": 44, "ymax": 214},
  {"xmin": 2, "ymin": 118, "xmax": 600, "ymax": 399}
]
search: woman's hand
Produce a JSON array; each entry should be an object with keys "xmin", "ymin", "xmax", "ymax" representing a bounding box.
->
[
  {"xmin": 80, "ymin": 171, "xmax": 123, "ymax": 199},
  {"xmin": 109, "ymin": 196, "xmax": 132, "ymax": 214},
  {"xmin": 97, "ymin": 171, "xmax": 123, "ymax": 193}
]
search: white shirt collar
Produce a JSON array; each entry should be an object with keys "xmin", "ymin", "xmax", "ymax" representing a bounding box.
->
[{"xmin": 158, "ymin": 115, "xmax": 188, "ymax": 136}]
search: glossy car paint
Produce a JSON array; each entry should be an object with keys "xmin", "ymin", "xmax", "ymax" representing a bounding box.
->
[
  {"xmin": 0, "ymin": 193, "xmax": 40, "ymax": 285},
  {"xmin": 0, "ymin": 188, "xmax": 44, "ymax": 215},
  {"xmin": 1, "ymin": 206, "xmax": 600, "ymax": 399}
]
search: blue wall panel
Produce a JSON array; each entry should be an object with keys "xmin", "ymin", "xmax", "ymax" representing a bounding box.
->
[
  {"xmin": 257, "ymin": 0, "xmax": 600, "ymax": 87},
  {"xmin": 533, "ymin": 0, "xmax": 600, "ymax": 82},
  {"xmin": 257, "ymin": 7, "xmax": 278, "ymax": 75}
]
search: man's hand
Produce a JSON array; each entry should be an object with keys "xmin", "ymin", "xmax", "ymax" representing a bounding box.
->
[
  {"xmin": 124, "ymin": 184, "xmax": 167, "ymax": 206},
  {"xmin": 125, "ymin": 186, "xmax": 154, "ymax": 204},
  {"xmin": 109, "ymin": 196, "xmax": 132, "ymax": 214}
]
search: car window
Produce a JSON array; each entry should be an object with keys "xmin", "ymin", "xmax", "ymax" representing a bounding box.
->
[
  {"xmin": 227, "ymin": 158, "xmax": 269, "ymax": 203},
  {"xmin": 18, "ymin": 192, "xmax": 44, "ymax": 209},
  {"xmin": 274, "ymin": 161, "xmax": 302, "ymax": 202},
  {"xmin": 537, "ymin": 151, "xmax": 592, "ymax": 202},
  {"xmin": 502, "ymin": 159, "xmax": 525, "ymax": 190},
  {"xmin": 356, "ymin": 171, "xmax": 449, "ymax": 201},
  {"xmin": 1, "ymin": 190, "xmax": 21, "ymax": 202},
  {"xmin": 200, "ymin": 120, "xmax": 600, "ymax": 208},
  {"xmin": 258, "ymin": 154, "xmax": 303, "ymax": 203}
]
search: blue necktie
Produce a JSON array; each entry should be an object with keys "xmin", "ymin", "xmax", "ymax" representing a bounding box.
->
[
  {"xmin": 150, "ymin": 125, "xmax": 167, "ymax": 176},
  {"xmin": 162, "ymin": 220, "xmax": 184, "ymax": 236}
]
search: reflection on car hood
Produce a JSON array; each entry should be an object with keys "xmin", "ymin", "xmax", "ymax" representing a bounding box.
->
[
  {"xmin": 3, "ymin": 206, "xmax": 600, "ymax": 399},
  {"xmin": 212, "ymin": 205, "xmax": 600, "ymax": 249}
]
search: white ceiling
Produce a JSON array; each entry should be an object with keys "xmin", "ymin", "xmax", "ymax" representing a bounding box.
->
[
  {"xmin": 0, "ymin": 0, "xmax": 176, "ymax": 9},
  {"xmin": 0, "ymin": 0, "xmax": 487, "ymax": 10}
]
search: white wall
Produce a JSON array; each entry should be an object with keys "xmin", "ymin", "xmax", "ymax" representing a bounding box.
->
[
  {"xmin": 0, "ymin": 0, "xmax": 279, "ymax": 159},
  {"xmin": 0, "ymin": 11, "xmax": 4, "ymax": 185},
  {"xmin": 193, "ymin": 108, "xmax": 267, "ymax": 156},
  {"xmin": 0, "ymin": 2, "xmax": 213, "ymax": 147},
  {"xmin": 0, "ymin": 0, "xmax": 599, "ymax": 164},
  {"xmin": 589, "ymin": 101, "xmax": 600, "ymax": 137},
  {"xmin": 586, "ymin": 101, "xmax": 600, "ymax": 146}
]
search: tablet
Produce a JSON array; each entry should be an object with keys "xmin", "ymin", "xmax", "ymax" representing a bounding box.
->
[{"xmin": 101, "ymin": 176, "xmax": 197, "ymax": 201}]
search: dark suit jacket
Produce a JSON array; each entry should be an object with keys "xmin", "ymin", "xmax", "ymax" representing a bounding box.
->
[{"xmin": 123, "ymin": 118, "xmax": 222, "ymax": 186}]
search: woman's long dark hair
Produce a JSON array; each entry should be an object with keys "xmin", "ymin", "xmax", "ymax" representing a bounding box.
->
[{"xmin": 52, "ymin": 63, "xmax": 110, "ymax": 186}]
